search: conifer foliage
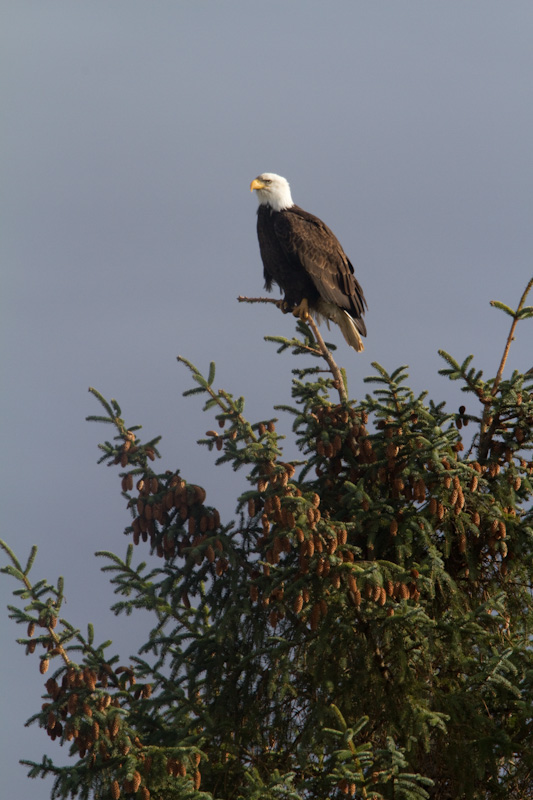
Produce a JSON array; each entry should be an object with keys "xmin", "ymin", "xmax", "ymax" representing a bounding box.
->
[{"xmin": 3, "ymin": 280, "xmax": 533, "ymax": 800}]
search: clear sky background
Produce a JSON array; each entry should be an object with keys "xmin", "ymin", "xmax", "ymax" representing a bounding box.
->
[{"xmin": 2, "ymin": 3, "xmax": 533, "ymax": 797}]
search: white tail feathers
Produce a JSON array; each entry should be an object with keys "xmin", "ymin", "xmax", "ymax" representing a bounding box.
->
[{"xmin": 315, "ymin": 300, "xmax": 365, "ymax": 352}]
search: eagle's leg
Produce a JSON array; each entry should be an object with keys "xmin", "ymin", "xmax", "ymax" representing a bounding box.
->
[
  {"xmin": 276, "ymin": 299, "xmax": 291, "ymax": 314},
  {"xmin": 292, "ymin": 297, "xmax": 309, "ymax": 321}
]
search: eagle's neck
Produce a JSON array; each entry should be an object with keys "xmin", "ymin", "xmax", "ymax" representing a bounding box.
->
[
  {"xmin": 259, "ymin": 185, "xmax": 294, "ymax": 212},
  {"xmin": 266, "ymin": 199, "xmax": 293, "ymax": 213}
]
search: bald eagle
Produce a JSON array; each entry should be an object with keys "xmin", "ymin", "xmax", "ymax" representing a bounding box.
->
[{"xmin": 250, "ymin": 173, "xmax": 367, "ymax": 352}]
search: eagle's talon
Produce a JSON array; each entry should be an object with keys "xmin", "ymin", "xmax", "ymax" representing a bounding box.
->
[
  {"xmin": 276, "ymin": 300, "xmax": 291, "ymax": 314},
  {"xmin": 292, "ymin": 298, "xmax": 309, "ymax": 321}
]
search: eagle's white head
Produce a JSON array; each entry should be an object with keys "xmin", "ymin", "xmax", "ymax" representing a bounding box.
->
[{"xmin": 250, "ymin": 173, "xmax": 294, "ymax": 212}]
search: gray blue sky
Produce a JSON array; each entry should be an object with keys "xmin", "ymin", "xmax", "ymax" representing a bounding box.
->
[{"xmin": 2, "ymin": 3, "xmax": 533, "ymax": 797}]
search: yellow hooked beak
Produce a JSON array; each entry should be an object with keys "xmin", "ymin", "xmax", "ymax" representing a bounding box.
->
[{"xmin": 250, "ymin": 178, "xmax": 266, "ymax": 192}]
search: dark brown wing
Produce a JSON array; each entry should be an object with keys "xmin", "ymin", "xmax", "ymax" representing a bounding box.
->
[
  {"xmin": 257, "ymin": 205, "xmax": 283, "ymax": 292},
  {"xmin": 257, "ymin": 205, "xmax": 317, "ymax": 307},
  {"xmin": 273, "ymin": 205, "xmax": 367, "ymax": 334}
]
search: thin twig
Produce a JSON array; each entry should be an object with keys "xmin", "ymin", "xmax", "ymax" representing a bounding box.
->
[
  {"xmin": 237, "ymin": 295, "xmax": 348, "ymax": 403},
  {"xmin": 237, "ymin": 295, "xmax": 279, "ymax": 306},
  {"xmin": 491, "ymin": 277, "xmax": 533, "ymax": 397}
]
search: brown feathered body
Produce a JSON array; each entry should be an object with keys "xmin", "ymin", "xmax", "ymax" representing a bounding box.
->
[{"xmin": 256, "ymin": 202, "xmax": 367, "ymax": 350}]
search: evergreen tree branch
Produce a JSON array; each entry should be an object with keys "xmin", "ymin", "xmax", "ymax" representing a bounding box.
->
[
  {"xmin": 304, "ymin": 314, "xmax": 348, "ymax": 404},
  {"xmin": 1, "ymin": 539, "xmax": 72, "ymax": 667},
  {"xmin": 237, "ymin": 295, "xmax": 347, "ymax": 403},
  {"xmin": 329, "ymin": 705, "xmax": 368, "ymax": 799},
  {"xmin": 478, "ymin": 278, "xmax": 533, "ymax": 460},
  {"xmin": 177, "ymin": 355, "xmax": 258, "ymax": 445},
  {"xmin": 491, "ymin": 277, "xmax": 533, "ymax": 396}
]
